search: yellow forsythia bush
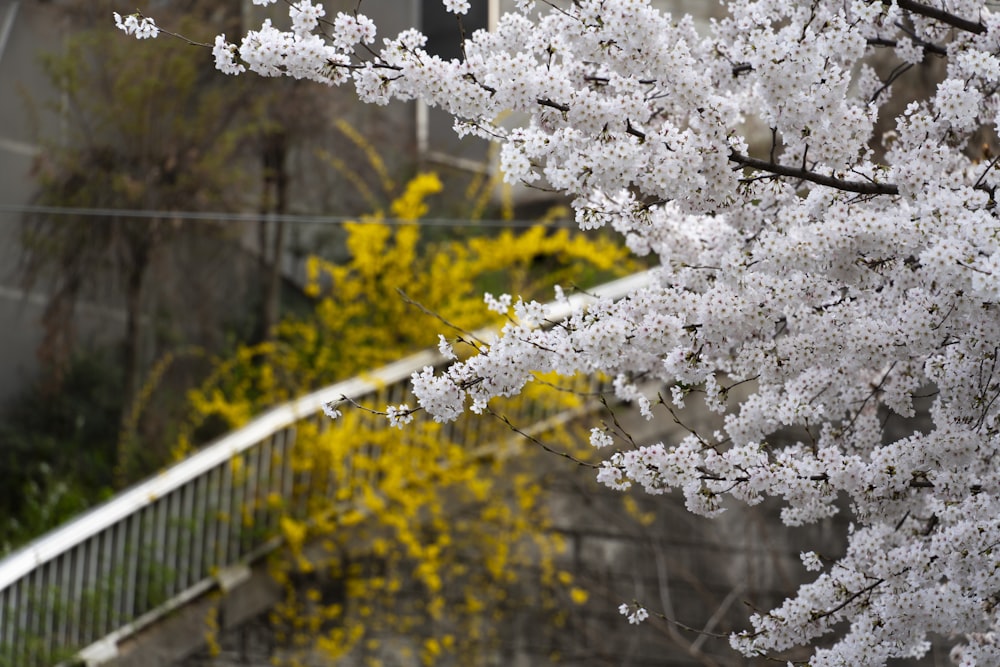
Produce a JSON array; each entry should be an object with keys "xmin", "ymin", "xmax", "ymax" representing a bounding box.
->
[
  {"xmin": 181, "ymin": 172, "xmax": 636, "ymax": 665},
  {"xmin": 183, "ymin": 172, "xmax": 631, "ymax": 426}
]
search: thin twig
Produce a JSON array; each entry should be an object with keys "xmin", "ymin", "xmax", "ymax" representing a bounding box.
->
[
  {"xmin": 486, "ymin": 408, "xmax": 599, "ymax": 468},
  {"xmin": 395, "ymin": 288, "xmax": 488, "ymax": 347}
]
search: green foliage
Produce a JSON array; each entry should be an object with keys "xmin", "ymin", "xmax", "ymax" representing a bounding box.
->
[{"xmin": 0, "ymin": 352, "xmax": 121, "ymax": 554}]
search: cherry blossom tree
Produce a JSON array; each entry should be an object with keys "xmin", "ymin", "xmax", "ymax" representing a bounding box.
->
[{"xmin": 116, "ymin": 0, "xmax": 1000, "ymax": 664}]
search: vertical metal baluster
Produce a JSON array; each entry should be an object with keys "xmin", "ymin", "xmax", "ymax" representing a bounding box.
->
[
  {"xmin": 245, "ymin": 442, "xmax": 264, "ymax": 553},
  {"xmin": 260, "ymin": 439, "xmax": 274, "ymax": 546},
  {"xmin": 378, "ymin": 384, "xmax": 401, "ymax": 486},
  {"xmin": 319, "ymin": 415, "xmax": 338, "ymax": 505},
  {"xmin": 229, "ymin": 454, "xmax": 247, "ymax": 563},
  {"xmin": 0, "ymin": 582, "xmax": 8, "ymax": 664},
  {"xmin": 217, "ymin": 462, "xmax": 233, "ymax": 568},
  {"xmin": 82, "ymin": 535, "xmax": 99, "ymax": 648},
  {"xmin": 335, "ymin": 417, "xmax": 354, "ymax": 506},
  {"xmin": 266, "ymin": 434, "xmax": 282, "ymax": 535},
  {"xmin": 59, "ymin": 551, "xmax": 74, "ymax": 652},
  {"xmin": 372, "ymin": 385, "xmax": 385, "ymax": 484},
  {"xmin": 97, "ymin": 530, "xmax": 112, "ymax": 642},
  {"xmin": 285, "ymin": 427, "xmax": 298, "ymax": 516},
  {"xmin": 161, "ymin": 492, "xmax": 179, "ymax": 601},
  {"xmin": 95, "ymin": 528, "xmax": 113, "ymax": 639},
  {"xmin": 41, "ymin": 559, "xmax": 56, "ymax": 663},
  {"xmin": 111, "ymin": 520, "xmax": 126, "ymax": 630},
  {"xmin": 138, "ymin": 506, "xmax": 152, "ymax": 613},
  {"xmin": 27, "ymin": 568, "xmax": 42, "ymax": 666},
  {"xmin": 189, "ymin": 474, "xmax": 207, "ymax": 584},
  {"xmin": 161, "ymin": 490, "xmax": 177, "ymax": 601},
  {"xmin": 202, "ymin": 467, "xmax": 220, "ymax": 578},
  {"xmin": 255, "ymin": 435, "xmax": 281, "ymax": 543},
  {"xmin": 123, "ymin": 511, "xmax": 141, "ymax": 622},
  {"xmin": 41, "ymin": 558, "xmax": 58, "ymax": 664},
  {"xmin": 312, "ymin": 415, "xmax": 333, "ymax": 502},
  {"xmin": 135, "ymin": 507, "xmax": 152, "ymax": 616},
  {"xmin": 178, "ymin": 480, "xmax": 195, "ymax": 591},
  {"xmin": 282, "ymin": 428, "xmax": 297, "ymax": 517},
  {"xmin": 288, "ymin": 426, "xmax": 311, "ymax": 521},
  {"xmin": 0, "ymin": 583, "xmax": 10, "ymax": 666},
  {"xmin": 9, "ymin": 580, "xmax": 22, "ymax": 667},
  {"xmin": 152, "ymin": 498, "xmax": 169, "ymax": 608},
  {"xmin": 69, "ymin": 541, "xmax": 86, "ymax": 650}
]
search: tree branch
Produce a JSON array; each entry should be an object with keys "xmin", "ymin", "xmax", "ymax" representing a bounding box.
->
[
  {"xmin": 537, "ymin": 97, "xmax": 570, "ymax": 113},
  {"xmin": 866, "ymin": 36, "xmax": 946, "ymax": 57},
  {"xmin": 729, "ymin": 152, "xmax": 899, "ymax": 196},
  {"xmin": 890, "ymin": 0, "xmax": 986, "ymax": 35},
  {"xmin": 487, "ymin": 408, "xmax": 599, "ymax": 468}
]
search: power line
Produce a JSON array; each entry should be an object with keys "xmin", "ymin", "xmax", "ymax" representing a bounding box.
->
[{"xmin": 0, "ymin": 203, "xmax": 576, "ymax": 229}]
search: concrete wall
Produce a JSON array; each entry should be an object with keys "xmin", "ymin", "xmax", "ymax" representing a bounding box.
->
[{"xmin": 0, "ymin": 2, "xmax": 68, "ymax": 404}]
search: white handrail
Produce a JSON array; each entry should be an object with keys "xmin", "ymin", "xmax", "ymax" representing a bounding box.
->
[{"xmin": 0, "ymin": 349, "xmax": 438, "ymax": 592}]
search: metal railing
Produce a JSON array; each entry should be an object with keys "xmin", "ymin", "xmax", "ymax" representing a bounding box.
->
[{"xmin": 0, "ymin": 270, "xmax": 652, "ymax": 667}]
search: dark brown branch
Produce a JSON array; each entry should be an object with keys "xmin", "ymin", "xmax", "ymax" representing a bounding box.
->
[
  {"xmin": 871, "ymin": 61, "xmax": 914, "ymax": 103},
  {"xmin": 537, "ymin": 97, "xmax": 570, "ymax": 112},
  {"xmin": 891, "ymin": 0, "xmax": 986, "ymax": 35},
  {"xmin": 729, "ymin": 152, "xmax": 899, "ymax": 196},
  {"xmin": 626, "ymin": 119, "xmax": 646, "ymax": 141},
  {"xmin": 809, "ymin": 575, "xmax": 889, "ymax": 622},
  {"xmin": 866, "ymin": 36, "xmax": 947, "ymax": 57}
]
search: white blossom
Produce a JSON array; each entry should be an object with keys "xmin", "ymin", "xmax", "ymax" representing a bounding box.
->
[
  {"xmin": 800, "ymin": 551, "xmax": 823, "ymax": 572},
  {"xmin": 113, "ymin": 12, "xmax": 159, "ymax": 39},
  {"xmin": 437, "ymin": 334, "xmax": 457, "ymax": 360},
  {"xmin": 483, "ymin": 292, "xmax": 512, "ymax": 314},
  {"xmin": 589, "ymin": 427, "xmax": 614, "ymax": 449},
  {"xmin": 386, "ymin": 404, "xmax": 414, "ymax": 428},
  {"xmin": 619, "ymin": 603, "xmax": 649, "ymax": 625},
  {"xmin": 443, "ymin": 0, "xmax": 470, "ymax": 15},
  {"xmin": 121, "ymin": 0, "xmax": 1000, "ymax": 663},
  {"xmin": 322, "ymin": 402, "xmax": 342, "ymax": 420},
  {"xmin": 289, "ymin": 1, "xmax": 325, "ymax": 36},
  {"xmin": 212, "ymin": 35, "xmax": 245, "ymax": 75}
]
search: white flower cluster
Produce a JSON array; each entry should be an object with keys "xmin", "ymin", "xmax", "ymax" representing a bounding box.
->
[
  {"xmin": 120, "ymin": 0, "xmax": 1000, "ymax": 663},
  {"xmin": 213, "ymin": 35, "xmax": 245, "ymax": 75},
  {"xmin": 113, "ymin": 12, "xmax": 159, "ymax": 39},
  {"xmin": 289, "ymin": 0, "xmax": 325, "ymax": 36},
  {"xmin": 321, "ymin": 402, "xmax": 342, "ymax": 420},
  {"xmin": 443, "ymin": 0, "xmax": 470, "ymax": 15},
  {"xmin": 386, "ymin": 403, "xmax": 414, "ymax": 428},
  {"xmin": 619, "ymin": 602, "xmax": 649, "ymax": 625}
]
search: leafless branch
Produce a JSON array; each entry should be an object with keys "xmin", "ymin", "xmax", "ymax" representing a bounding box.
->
[
  {"xmin": 487, "ymin": 408, "xmax": 599, "ymax": 468},
  {"xmin": 730, "ymin": 152, "xmax": 899, "ymax": 196},
  {"xmin": 891, "ymin": 0, "xmax": 986, "ymax": 35}
]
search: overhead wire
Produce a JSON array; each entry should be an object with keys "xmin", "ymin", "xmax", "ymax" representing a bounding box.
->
[{"xmin": 0, "ymin": 203, "xmax": 577, "ymax": 229}]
